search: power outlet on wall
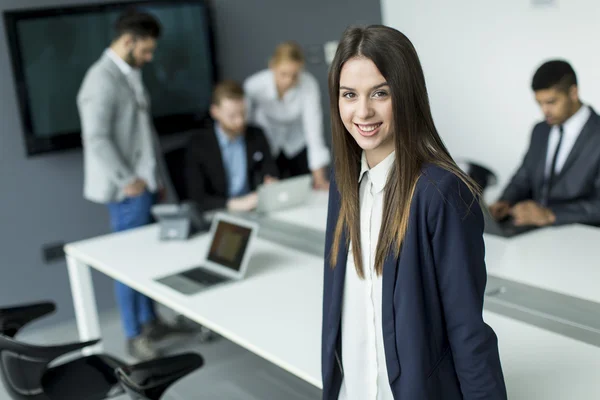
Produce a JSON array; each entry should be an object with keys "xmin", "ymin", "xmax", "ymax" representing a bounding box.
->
[{"xmin": 42, "ymin": 242, "xmax": 66, "ymax": 264}]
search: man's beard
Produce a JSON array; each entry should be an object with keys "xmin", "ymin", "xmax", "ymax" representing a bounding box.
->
[{"xmin": 125, "ymin": 49, "xmax": 138, "ymax": 68}]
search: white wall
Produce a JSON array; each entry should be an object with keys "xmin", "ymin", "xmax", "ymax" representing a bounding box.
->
[{"xmin": 381, "ymin": 0, "xmax": 600, "ymax": 200}]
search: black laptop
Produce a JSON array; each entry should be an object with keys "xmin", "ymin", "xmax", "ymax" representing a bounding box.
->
[{"xmin": 482, "ymin": 206, "xmax": 538, "ymax": 238}]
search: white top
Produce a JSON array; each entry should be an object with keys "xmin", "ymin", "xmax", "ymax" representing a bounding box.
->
[
  {"xmin": 339, "ymin": 151, "xmax": 395, "ymax": 400},
  {"xmin": 244, "ymin": 69, "xmax": 330, "ymax": 171},
  {"xmin": 544, "ymin": 105, "xmax": 590, "ymax": 178}
]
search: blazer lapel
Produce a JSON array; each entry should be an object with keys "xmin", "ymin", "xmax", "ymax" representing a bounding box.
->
[
  {"xmin": 381, "ymin": 251, "xmax": 401, "ymax": 382},
  {"xmin": 533, "ymin": 125, "xmax": 551, "ymax": 195},
  {"xmin": 100, "ymin": 53, "xmax": 137, "ymax": 99},
  {"xmin": 327, "ymin": 229, "xmax": 348, "ymax": 350},
  {"xmin": 245, "ymin": 132, "xmax": 258, "ymax": 189},
  {"xmin": 208, "ymin": 126, "xmax": 228, "ymax": 195},
  {"xmin": 554, "ymin": 110, "xmax": 597, "ymax": 183}
]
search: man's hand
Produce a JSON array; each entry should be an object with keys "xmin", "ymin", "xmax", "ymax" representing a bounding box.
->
[
  {"xmin": 227, "ymin": 192, "xmax": 259, "ymax": 212},
  {"xmin": 124, "ymin": 178, "xmax": 146, "ymax": 197},
  {"xmin": 489, "ymin": 201, "xmax": 511, "ymax": 221},
  {"xmin": 157, "ymin": 186, "xmax": 168, "ymax": 203},
  {"xmin": 510, "ymin": 200, "xmax": 556, "ymax": 227},
  {"xmin": 312, "ymin": 168, "xmax": 330, "ymax": 191},
  {"xmin": 263, "ymin": 175, "xmax": 278, "ymax": 185}
]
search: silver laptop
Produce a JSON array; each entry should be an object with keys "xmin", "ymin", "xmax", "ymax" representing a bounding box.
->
[
  {"xmin": 156, "ymin": 213, "xmax": 259, "ymax": 295},
  {"xmin": 256, "ymin": 174, "xmax": 312, "ymax": 214}
]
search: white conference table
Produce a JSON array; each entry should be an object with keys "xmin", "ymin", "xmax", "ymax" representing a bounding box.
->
[
  {"xmin": 64, "ymin": 197, "xmax": 600, "ymax": 397},
  {"xmin": 65, "ymin": 227, "xmax": 324, "ymax": 388},
  {"xmin": 270, "ymin": 191, "xmax": 600, "ymax": 304}
]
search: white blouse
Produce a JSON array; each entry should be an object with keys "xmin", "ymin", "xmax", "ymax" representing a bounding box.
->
[
  {"xmin": 243, "ymin": 69, "xmax": 330, "ymax": 171},
  {"xmin": 339, "ymin": 151, "xmax": 395, "ymax": 400}
]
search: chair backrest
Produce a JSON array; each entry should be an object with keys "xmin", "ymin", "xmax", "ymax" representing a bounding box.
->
[
  {"xmin": 0, "ymin": 302, "xmax": 55, "ymax": 339},
  {"xmin": 116, "ymin": 353, "xmax": 204, "ymax": 400},
  {"xmin": 0, "ymin": 301, "xmax": 109, "ymax": 400},
  {"xmin": 457, "ymin": 160, "xmax": 498, "ymax": 192},
  {"xmin": 0, "ymin": 334, "xmax": 53, "ymax": 400},
  {"xmin": 0, "ymin": 302, "xmax": 57, "ymax": 399}
]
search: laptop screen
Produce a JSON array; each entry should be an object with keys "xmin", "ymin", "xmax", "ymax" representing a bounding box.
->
[{"xmin": 207, "ymin": 220, "xmax": 253, "ymax": 272}]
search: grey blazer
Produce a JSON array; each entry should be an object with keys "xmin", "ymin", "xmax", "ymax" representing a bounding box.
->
[
  {"xmin": 500, "ymin": 107, "xmax": 600, "ymax": 226},
  {"xmin": 77, "ymin": 52, "xmax": 164, "ymax": 204}
]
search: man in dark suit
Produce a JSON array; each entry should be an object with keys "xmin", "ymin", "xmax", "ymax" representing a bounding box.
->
[
  {"xmin": 489, "ymin": 60, "xmax": 600, "ymax": 227},
  {"xmin": 186, "ymin": 80, "xmax": 278, "ymax": 211}
]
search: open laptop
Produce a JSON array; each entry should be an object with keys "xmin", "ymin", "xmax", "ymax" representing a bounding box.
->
[
  {"xmin": 482, "ymin": 205, "xmax": 537, "ymax": 238},
  {"xmin": 256, "ymin": 174, "xmax": 312, "ymax": 214},
  {"xmin": 155, "ymin": 213, "xmax": 259, "ymax": 295}
]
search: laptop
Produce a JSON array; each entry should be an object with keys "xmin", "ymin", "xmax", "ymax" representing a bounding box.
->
[
  {"xmin": 482, "ymin": 205, "xmax": 537, "ymax": 238},
  {"xmin": 256, "ymin": 174, "xmax": 312, "ymax": 214},
  {"xmin": 156, "ymin": 213, "xmax": 259, "ymax": 295}
]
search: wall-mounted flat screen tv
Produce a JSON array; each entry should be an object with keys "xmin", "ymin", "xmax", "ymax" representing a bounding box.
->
[{"xmin": 4, "ymin": 0, "xmax": 217, "ymax": 156}]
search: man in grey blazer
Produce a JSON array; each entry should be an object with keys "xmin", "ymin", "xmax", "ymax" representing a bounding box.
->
[
  {"xmin": 77, "ymin": 10, "xmax": 182, "ymax": 360},
  {"xmin": 489, "ymin": 60, "xmax": 600, "ymax": 227}
]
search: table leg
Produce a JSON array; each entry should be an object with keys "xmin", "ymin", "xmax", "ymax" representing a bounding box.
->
[{"xmin": 66, "ymin": 254, "xmax": 103, "ymax": 355}]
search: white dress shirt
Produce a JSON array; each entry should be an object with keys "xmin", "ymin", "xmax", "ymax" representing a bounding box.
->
[
  {"xmin": 244, "ymin": 69, "xmax": 330, "ymax": 171},
  {"xmin": 105, "ymin": 48, "xmax": 158, "ymax": 191},
  {"xmin": 339, "ymin": 151, "xmax": 395, "ymax": 400},
  {"xmin": 544, "ymin": 105, "xmax": 591, "ymax": 178}
]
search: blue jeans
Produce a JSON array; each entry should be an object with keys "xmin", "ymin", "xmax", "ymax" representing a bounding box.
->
[{"xmin": 108, "ymin": 191, "xmax": 157, "ymax": 339}]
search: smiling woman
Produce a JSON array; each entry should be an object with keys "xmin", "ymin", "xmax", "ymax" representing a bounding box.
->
[
  {"xmin": 338, "ymin": 60, "xmax": 394, "ymax": 168},
  {"xmin": 321, "ymin": 25, "xmax": 507, "ymax": 400}
]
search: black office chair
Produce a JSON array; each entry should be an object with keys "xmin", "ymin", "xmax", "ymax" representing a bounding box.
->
[
  {"xmin": 0, "ymin": 301, "xmax": 125, "ymax": 400},
  {"xmin": 115, "ymin": 353, "xmax": 204, "ymax": 400},
  {"xmin": 457, "ymin": 160, "xmax": 498, "ymax": 192}
]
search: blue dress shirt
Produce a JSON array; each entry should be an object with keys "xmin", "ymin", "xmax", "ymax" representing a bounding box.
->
[{"xmin": 215, "ymin": 123, "xmax": 249, "ymax": 198}]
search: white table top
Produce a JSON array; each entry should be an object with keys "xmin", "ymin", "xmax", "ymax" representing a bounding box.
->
[
  {"xmin": 488, "ymin": 224, "xmax": 600, "ymax": 304},
  {"xmin": 269, "ymin": 191, "xmax": 600, "ymax": 303},
  {"xmin": 269, "ymin": 190, "xmax": 328, "ymax": 231},
  {"xmin": 485, "ymin": 311, "xmax": 600, "ymax": 399},
  {"xmin": 65, "ymin": 224, "xmax": 600, "ymax": 396},
  {"xmin": 65, "ymin": 226, "xmax": 323, "ymax": 388}
]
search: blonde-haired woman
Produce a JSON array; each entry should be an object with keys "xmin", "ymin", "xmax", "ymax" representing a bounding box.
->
[{"xmin": 244, "ymin": 41, "xmax": 330, "ymax": 190}]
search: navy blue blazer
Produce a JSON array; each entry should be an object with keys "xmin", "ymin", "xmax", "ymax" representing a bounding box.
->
[{"xmin": 322, "ymin": 163, "xmax": 507, "ymax": 399}]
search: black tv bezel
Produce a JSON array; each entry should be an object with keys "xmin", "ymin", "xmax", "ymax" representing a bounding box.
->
[{"xmin": 3, "ymin": 0, "xmax": 218, "ymax": 157}]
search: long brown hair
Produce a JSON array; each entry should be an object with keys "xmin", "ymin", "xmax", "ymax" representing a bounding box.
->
[{"xmin": 328, "ymin": 25, "xmax": 479, "ymax": 278}]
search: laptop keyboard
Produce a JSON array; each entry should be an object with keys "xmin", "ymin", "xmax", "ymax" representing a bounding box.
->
[{"xmin": 181, "ymin": 267, "xmax": 228, "ymax": 286}]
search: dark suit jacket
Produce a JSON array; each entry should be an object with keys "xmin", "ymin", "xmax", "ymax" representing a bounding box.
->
[
  {"xmin": 185, "ymin": 124, "xmax": 278, "ymax": 211},
  {"xmin": 500, "ymin": 108, "xmax": 600, "ymax": 226},
  {"xmin": 322, "ymin": 164, "xmax": 507, "ymax": 400}
]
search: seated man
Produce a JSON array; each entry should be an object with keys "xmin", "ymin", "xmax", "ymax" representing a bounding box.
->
[
  {"xmin": 186, "ymin": 80, "xmax": 278, "ymax": 211},
  {"xmin": 489, "ymin": 60, "xmax": 600, "ymax": 227}
]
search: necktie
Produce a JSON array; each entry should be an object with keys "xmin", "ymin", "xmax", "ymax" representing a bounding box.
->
[{"xmin": 543, "ymin": 125, "xmax": 564, "ymax": 206}]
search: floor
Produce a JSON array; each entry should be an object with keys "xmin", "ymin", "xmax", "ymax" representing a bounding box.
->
[{"xmin": 0, "ymin": 307, "xmax": 321, "ymax": 400}]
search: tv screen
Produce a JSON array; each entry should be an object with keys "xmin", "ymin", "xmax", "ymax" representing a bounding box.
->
[{"xmin": 4, "ymin": 0, "xmax": 216, "ymax": 156}]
